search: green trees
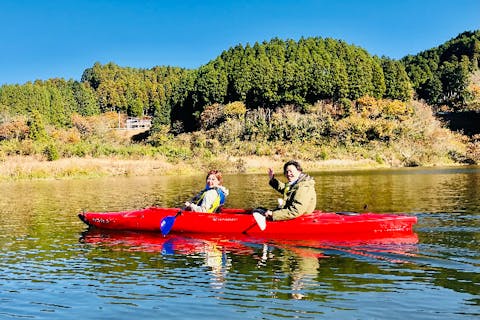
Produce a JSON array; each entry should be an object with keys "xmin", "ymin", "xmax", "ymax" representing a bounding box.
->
[
  {"xmin": 183, "ymin": 36, "xmax": 405, "ymax": 124},
  {"xmin": 0, "ymin": 79, "xmax": 100, "ymax": 127},
  {"xmin": 27, "ymin": 109, "xmax": 47, "ymax": 141},
  {"xmin": 402, "ymin": 30, "xmax": 480, "ymax": 110},
  {"xmin": 381, "ymin": 57, "xmax": 412, "ymax": 101},
  {"xmin": 81, "ymin": 62, "xmax": 188, "ymax": 121},
  {"xmin": 1, "ymin": 31, "xmax": 479, "ymax": 135}
]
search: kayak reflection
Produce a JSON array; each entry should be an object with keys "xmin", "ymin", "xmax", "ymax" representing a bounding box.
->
[{"xmin": 79, "ymin": 229, "xmax": 418, "ymax": 260}]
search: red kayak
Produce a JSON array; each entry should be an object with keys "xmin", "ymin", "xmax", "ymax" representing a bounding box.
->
[{"xmin": 78, "ymin": 207, "xmax": 417, "ymax": 235}]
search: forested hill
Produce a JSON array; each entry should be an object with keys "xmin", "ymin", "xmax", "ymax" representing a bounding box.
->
[
  {"xmin": 169, "ymin": 37, "xmax": 412, "ymax": 131},
  {"xmin": 0, "ymin": 30, "xmax": 479, "ymax": 131},
  {"xmin": 402, "ymin": 30, "xmax": 480, "ymax": 111}
]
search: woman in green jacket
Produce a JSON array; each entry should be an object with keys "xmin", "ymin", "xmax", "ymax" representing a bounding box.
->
[{"xmin": 262, "ymin": 160, "xmax": 317, "ymax": 221}]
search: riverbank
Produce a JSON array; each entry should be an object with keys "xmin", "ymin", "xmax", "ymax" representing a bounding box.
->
[
  {"xmin": 0, "ymin": 155, "xmax": 384, "ymax": 180},
  {"xmin": 0, "ymin": 154, "xmax": 462, "ymax": 181}
]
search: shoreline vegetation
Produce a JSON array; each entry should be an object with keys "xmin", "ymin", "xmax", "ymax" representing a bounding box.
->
[
  {"xmin": 0, "ymin": 154, "xmax": 463, "ymax": 182},
  {"xmin": 1, "ymin": 98, "xmax": 479, "ymax": 181},
  {"xmin": 0, "ymin": 156, "xmax": 386, "ymax": 181}
]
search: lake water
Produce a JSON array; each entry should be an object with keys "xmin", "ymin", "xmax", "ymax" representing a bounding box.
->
[{"xmin": 0, "ymin": 167, "xmax": 479, "ymax": 319}]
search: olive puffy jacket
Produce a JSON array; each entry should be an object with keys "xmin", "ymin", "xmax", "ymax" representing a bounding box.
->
[{"xmin": 269, "ymin": 173, "xmax": 316, "ymax": 221}]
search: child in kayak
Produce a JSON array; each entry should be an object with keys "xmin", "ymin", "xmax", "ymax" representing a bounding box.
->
[{"xmin": 184, "ymin": 170, "xmax": 229, "ymax": 213}]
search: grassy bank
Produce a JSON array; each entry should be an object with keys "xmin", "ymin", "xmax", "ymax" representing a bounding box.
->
[
  {"xmin": 1, "ymin": 99, "xmax": 478, "ymax": 181},
  {"xmin": 0, "ymin": 153, "xmax": 460, "ymax": 181}
]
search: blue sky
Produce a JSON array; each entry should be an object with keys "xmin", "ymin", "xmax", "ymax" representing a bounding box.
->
[{"xmin": 1, "ymin": 0, "xmax": 479, "ymax": 85}]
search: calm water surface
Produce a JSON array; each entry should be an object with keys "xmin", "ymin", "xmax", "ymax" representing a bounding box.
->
[{"xmin": 0, "ymin": 167, "xmax": 479, "ymax": 319}]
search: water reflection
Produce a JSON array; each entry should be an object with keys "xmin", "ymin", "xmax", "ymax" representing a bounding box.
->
[
  {"xmin": 0, "ymin": 166, "xmax": 479, "ymax": 319},
  {"xmin": 254, "ymin": 243, "xmax": 320, "ymax": 300},
  {"xmin": 79, "ymin": 228, "xmax": 419, "ymax": 301}
]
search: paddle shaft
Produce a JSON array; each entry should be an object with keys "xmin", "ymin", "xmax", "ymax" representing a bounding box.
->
[
  {"xmin": 243, "ymin": 209, "xmax": 268, "ymax": 233},
  {"xmin": 242, "ymin": 221, "xmax": 258, "ymax": 234}
]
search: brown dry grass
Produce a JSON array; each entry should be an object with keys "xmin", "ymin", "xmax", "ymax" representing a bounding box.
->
[
  {"xmin": 235, "ymin": 156, "xmax": 381, "ymax": 173},
  {"xmin": 0, "ymin": 156, "xmax": 175, "ymax": 180},
  {"xmin": 0, "ymin": 155, "xmax": 386, "ymax": 181}
]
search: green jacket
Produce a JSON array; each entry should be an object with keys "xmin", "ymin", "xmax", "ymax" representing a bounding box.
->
[{"xmin": 269, "ymin": 173, "xmax": 317, "ymax": 221}]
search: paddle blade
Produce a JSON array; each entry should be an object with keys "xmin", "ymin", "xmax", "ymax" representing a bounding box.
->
[
  {"xmin": 161, "ymin": 238, "xmax": 175, "ymax": 254},
  {"xmin": 253, "ymin": 211, "xmax": 267, "ymax": 231},
  {"xmin": 160, "ymin": 216, "xmax": 177, "ymax": 236}
]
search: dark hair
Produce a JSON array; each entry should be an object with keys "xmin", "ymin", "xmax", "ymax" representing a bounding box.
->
[
  {"xmin": 283, "ymin": 160, "xmax": 302, "ymax": 174},
  {"xmin": 206, "ymin": 169, "xmax": 223, "ymax": 185}
]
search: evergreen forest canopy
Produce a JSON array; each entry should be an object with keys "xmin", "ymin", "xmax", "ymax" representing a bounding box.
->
[{"xmin": 0, "ymin": 30, "xmax": 479, "ymax": 132}]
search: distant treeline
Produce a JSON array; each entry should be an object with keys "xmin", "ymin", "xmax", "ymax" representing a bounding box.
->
[{"xmin": 0, "ymin": 30, "xmax": 479, "ymax": 132}]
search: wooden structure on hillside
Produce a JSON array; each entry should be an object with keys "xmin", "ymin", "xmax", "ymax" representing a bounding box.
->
[{"xmin": 124, "ymin": 117, "xmax": 152, "ymax": 130}]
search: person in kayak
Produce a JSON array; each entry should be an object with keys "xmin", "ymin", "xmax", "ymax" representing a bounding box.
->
[
  {"xmin": 260, "ymin": 160, "xmax": 316, "ymax": 221},
  {"xmin": 184, "ymin": 169, "xmax": 229, "ymax": 213}
]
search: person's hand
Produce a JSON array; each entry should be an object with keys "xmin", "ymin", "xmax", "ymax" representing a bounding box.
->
[
  {"xmin": 265, "ymin": 210, "xmax": 273, "ymax": 219},
  {"xmin": 268, "ymin": 168, "xmax": 274, "ymax": 180},
  {"xmin": 277, "ymin": 198, "xmax": 284, "ymax": 208}
]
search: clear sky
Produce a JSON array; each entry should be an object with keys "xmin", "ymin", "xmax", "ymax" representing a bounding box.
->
[{"xmin": 1, "ymin": 0, "xmax": 479, "ymax": 85}]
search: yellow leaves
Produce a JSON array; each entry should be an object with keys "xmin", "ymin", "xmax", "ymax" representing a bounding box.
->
[
  {"xmin": 467, "ymin": 134, "xmax": 480, "ymax": 164},
  {"xmin": 356, "ymin": 96, "xmax": 377, "ymax": 108},
  {"xmin": 49, "ymin": 128, "xmax": 81, "ymax": 144},
  {"xmin": 469, "ymin": 84, "xmax": 480, "ymax": 96},
  {"xmin": 379, "ymin": 100, "xmax": 414, "ymax": 119},
  {"xmin": 466, "ymin": 83, "xmax": 480, "ymax": 111},
  {"xmin": 355, "ymin": 96, "xmax": 413, "ymax": 119},
  {"xmin": 0, "ymin": 116, "xmax": 29, "ymax": 140},
  {"xmin": 71, "ymin": 112, "xmax": 120, "ymax": 137},
  {"xmin": 200, "ymin": 103, "xmax": 224, "ymax": 130},
  {"xmin": 224, "ymin": 101, "xmax": 246, "ymax": 119}
]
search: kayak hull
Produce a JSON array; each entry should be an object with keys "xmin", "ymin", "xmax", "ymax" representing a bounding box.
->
[{"xmin": 78, "ymin": 207, "xmax": 417, "ymax": 235}]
